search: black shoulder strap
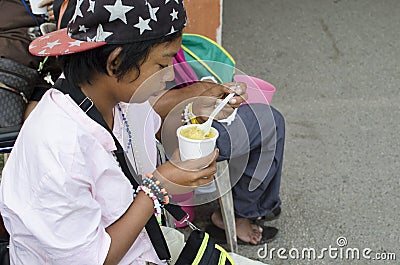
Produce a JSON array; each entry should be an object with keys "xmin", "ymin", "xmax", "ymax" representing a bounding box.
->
[{"xmin": 54, "ymin": 78, "xmax": 188, "ymax": 260}]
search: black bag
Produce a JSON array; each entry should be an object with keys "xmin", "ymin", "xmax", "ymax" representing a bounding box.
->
[
  {"xmin": 0, "ymin": 57, "xmax": 40, "ymax": 128},
  {"xmin": 175, "ymin": 227, "xmax": 234, "ymax": 265}
]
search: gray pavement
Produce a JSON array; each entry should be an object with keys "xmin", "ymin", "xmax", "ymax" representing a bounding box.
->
[{"xmin": 214, "ymin": 0, "xmax": 400, "ymax": 264}]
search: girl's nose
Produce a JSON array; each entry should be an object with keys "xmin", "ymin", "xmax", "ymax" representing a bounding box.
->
[{"xmin": 161, "ymin": 65, "xmax": 175, "ymax": 83}]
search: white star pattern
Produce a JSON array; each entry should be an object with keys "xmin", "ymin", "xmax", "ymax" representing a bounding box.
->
[
  {"xmin": 79, "ymin": 25, "xmax": 89, "ymax": 32},
  {"xmin": 96, "ymin": 24, "xmax": 113, "ymax": 41},
  {"xmin": 69, "ymin": 40, "xmax": 83, "ymax": 47},
  {"xmin": 104, "ymin": 0, "xmax": 134, "ymax": 24},
  {"xmin": 170, "ymin": 8, "xmax": 178, "ymax": 21},
  {"xmin": 147, "ymin": 2, "xmax": 159, "ymax": 21},
  {"xmin": 38, "ymin": 50, "xmax": 47, "ymax": 55},
  {"xmin": 134, "ymin": 16, "xmax": 152, "ymax": 35},
  {"xmin": 44, "ymin": 40, "xmax": 61, "ymax": 49},
  {"xmin": 167, "ymin": 26, "xmax": 175, "ymax": 35},
  {"xmin": 87, "ymin": 0, "xmax": 95, "ymax": 13},
  {"xmin": 87, "ymin": 36, "xmax": 96, "ymax": 42},
  {"xmin": 72, "ymin": 0, "xmax": 84, "ymax": 23}
]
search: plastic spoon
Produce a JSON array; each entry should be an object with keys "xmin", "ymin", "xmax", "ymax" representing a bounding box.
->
[{"xmin": 198, "ymin": 92, "xmax": 236, "ymax": 136}]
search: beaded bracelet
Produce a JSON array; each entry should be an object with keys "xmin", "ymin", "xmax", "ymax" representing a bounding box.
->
[
  {"xmin": 142, "ymin": 173, "xmax": 170, "ymax": 205},
  {"xmin": 181, "ymin": 102, "xmax": 191, "ymax": 125},
  {"xmin": 135, "ymin": 185, "xmax": 163, "ymax": 225},
  {"xmin": 181, "ymin": 102, "xmax": 199, "ymax": 125},
  {"xmin": 131, "ymin": 173, "xmax": 170, "ymax": 225}
]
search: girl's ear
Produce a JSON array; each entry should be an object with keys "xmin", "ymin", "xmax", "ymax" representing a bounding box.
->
[{"xmin": 106, "ymin": 47, "xmax": 123, "ymax": 76}]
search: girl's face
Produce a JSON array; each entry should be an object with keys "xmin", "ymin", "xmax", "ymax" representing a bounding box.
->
[{"xmin": 115, "ymin": 36, "xmax": 182, "ymax": 103}]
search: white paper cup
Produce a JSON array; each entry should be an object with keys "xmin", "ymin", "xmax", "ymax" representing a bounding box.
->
[
  {"xmin": 29, "ymin": 0, "xmax": 47, "ymax": 15},
  {"xmin": 176, "ymin": 124, "xmax": 219, "ymax": 161}
]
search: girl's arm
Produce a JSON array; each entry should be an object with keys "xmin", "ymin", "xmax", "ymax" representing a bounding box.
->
[
  {"xmin": 102, "ymin": 150, "xmax": 218, "ymax": 265},
  {"xmin": 103, "ymin": 192, "xmax": 154, "ymax": 265}
]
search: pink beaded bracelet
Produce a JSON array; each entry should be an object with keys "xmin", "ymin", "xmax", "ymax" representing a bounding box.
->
[{"xmin": 136, "ymin": 185, "xmax": 163, "ymax": 226}]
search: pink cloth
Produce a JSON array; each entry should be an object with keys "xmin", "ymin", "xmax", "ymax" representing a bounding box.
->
[
  {"xmin": 0, "ymin": 89, "xmax": 164, "ymax": 265},
  {"xmin": 172, "ymin": 48, "xmax": 199, "ymax": 88}
]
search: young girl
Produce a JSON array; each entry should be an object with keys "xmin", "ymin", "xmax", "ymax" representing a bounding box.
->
[{"xmin": 0, "ymin": 1, "xmax": 217, "ymax": 264}]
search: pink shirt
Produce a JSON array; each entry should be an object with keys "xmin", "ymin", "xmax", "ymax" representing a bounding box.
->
[{"xmin": 0, "ymin": 89, "xmax": 164, "ymax": 265}]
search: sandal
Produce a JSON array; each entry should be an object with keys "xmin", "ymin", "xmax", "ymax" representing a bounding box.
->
[
  {"xmin": 205, "ymin": 223, "xmax": 278, "ymax": 246},
  {"xmin": 253, "ymin": 206, "xmax": 282, "ymax": 224}
]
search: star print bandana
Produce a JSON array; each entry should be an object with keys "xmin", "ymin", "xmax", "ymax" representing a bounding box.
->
[{"xmin": 29, "ymin": 0, "xmax": 186, "ymax": 56}]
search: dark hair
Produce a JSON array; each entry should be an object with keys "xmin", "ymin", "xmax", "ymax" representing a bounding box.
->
[{"xmin": 58, "ymin": 31, "xmax": 182, "ymax": 86}]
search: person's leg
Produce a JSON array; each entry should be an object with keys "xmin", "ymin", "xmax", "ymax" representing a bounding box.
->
[
  {"xmin": 213, "ymin": 104, "xmax": 284, "ymax": 217},
  {"xmin": 211, "ymin": 104, "xmax": 285, "ymax": 244},
  {"xmin": 232, "ymin": 106, "xmax": 285, "ymax": 219},
  {"xmin": 214, "ymin": 103, "xmax": 277, "ymax": 187}
]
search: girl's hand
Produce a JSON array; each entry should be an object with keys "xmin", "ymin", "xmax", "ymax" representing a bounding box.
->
[
  {"xmin": 222, "ymin": 81, "xmax": 248, "ymax": 107},
  {"xmin": 154, "ymin": 149, "xmax": 219, "ymax": 194},
  {"xmin": 192, "ymin": 81, "xmax": 248, "ymax": 122}
]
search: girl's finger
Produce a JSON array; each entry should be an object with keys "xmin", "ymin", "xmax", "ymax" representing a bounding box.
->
[{"xmin": 194, "ymin": 176, "xmax": 214, "ymax": 187}]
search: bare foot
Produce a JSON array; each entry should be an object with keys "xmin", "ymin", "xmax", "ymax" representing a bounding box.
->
[{"xmin": 211, "ymin": 210, "xmax": 263, "ymax": 245}]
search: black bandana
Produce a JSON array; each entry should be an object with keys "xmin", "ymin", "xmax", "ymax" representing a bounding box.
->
[{"xmin": 30, "ymin": 0, "xmax": 186, "ymax": 56}]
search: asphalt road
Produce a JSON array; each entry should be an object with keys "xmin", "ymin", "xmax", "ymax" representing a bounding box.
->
[{"xmin": 220, "ymin": 0, "xmax": 400, "ymax": 264}]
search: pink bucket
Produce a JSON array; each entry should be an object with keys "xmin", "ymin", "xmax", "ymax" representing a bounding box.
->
[
  {"xmin": 233, "ymin": 75, "xmax": 276, "ymax": 105},
  {"xmin": 171, "ymin": 191, "xmax": 195, "ymax": 228}
]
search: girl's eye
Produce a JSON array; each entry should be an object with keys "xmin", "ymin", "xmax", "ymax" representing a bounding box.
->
[{"xmin": 159, "ymin": 64, "xmax": 168, "ymax": 69}]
